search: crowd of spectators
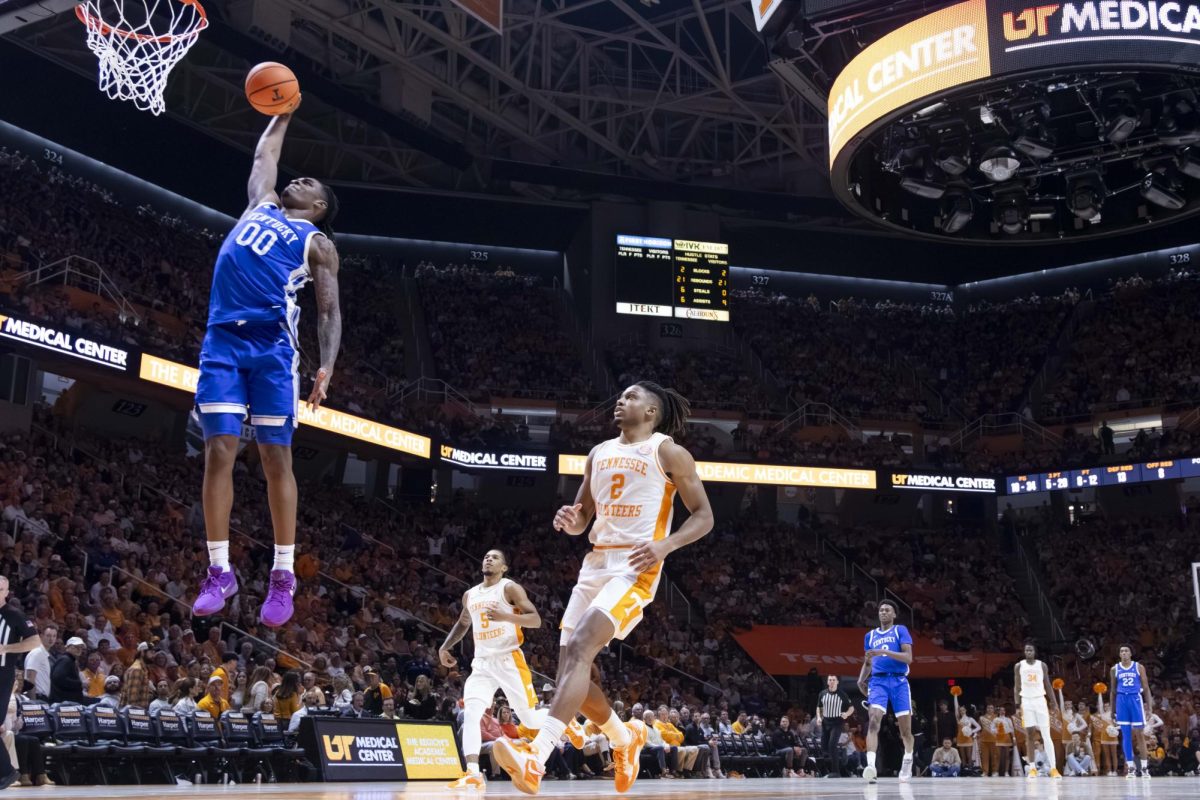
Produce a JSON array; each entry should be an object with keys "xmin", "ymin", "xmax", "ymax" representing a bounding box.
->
[
  {"xmin": 804, "ymin": 522, "xmax": 1031, "ymax": 653},
  {"xmin": 417, "ymin": 263, "xmax": 595, "ymax": 405},
  {"xmin": 605, "ymin": 347, "xmax": 770, "ymax": 414},
  {"xmin": 1041, "ymin": 270, "xmax": 1200, "ymax": 418},
  {"xmin": 1024, "ymin": 511, "xmax": 1200, "ymax": 692},
  {"xmin": 733, "ymin": 290, "xmax": 1075, "ymax": 424}
]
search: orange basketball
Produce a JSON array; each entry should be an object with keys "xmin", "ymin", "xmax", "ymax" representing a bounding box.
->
[{"xmin": 245, "ymin": 62, "xmax": 300, "ymax": 115}]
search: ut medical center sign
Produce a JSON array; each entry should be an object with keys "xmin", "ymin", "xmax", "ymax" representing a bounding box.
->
[
  {"xmin": 0, "ymin": 311, "xmax": 132, "ymax": 371},
  {"xmin": 829, "ymin": 0, "xmax": 1200, "ymax": 168},
  {"xmin": 300, "ymin": 716, "xmax": 463, "ymax": 781},
  {"xmin": 734, "ymin": 626, "xmax": 1017, "ymax": 678}
]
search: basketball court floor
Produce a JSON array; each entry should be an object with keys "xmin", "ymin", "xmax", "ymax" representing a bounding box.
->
[{"xmin": 9, "ymin": 778, "xmax": 1192, "ymax": 799}]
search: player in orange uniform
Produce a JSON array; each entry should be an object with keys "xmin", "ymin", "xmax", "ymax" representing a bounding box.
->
[{"xmin": 490, "ymin": 382, "xmax": 714, "ymax": 795}]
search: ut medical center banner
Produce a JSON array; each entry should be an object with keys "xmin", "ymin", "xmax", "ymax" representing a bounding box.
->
[
  {"xmin": 300, "ymin": 716, "xmax": 463, "ymax": 781},
  {"xmin": 829, "ymin": 0, "xmax": 1200, "ymax": 166},
  {"xmin": 735, "ymin": 626, "xmax": 1017, "ymax": 678}
]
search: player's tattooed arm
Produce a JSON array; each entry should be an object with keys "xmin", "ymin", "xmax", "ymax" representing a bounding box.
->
[
  {"xmin": 306, "ymin": 236, "xmax": 341, "ymax": 411},
  {"xmin": 246, "ymin": 109, "xmax": 295, "ymax": 209},
  {"xmin": 438, "ymin": 591, "xmax": 472, "ymax": 668}
]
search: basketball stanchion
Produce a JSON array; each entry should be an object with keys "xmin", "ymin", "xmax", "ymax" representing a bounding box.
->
[{"xmin": 74, "ymin": 0, "xmax": 208, "ymax": 115}]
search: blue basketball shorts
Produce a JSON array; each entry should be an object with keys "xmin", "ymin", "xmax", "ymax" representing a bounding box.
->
[
  {"xmin": 868, "ymin": 674, "xmax": 912, "ymax": 716},
  {"xmin": 1115, "ymin": 693, "xmax": 1145, "ymax": 727},
  {"xmin": 195, "ymin": 322, "xmax": 299, "ymax": 446}
]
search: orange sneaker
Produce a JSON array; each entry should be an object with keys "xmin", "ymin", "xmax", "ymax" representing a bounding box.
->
[
  {"xmin": 613, "ymin": 719, "xmax": 647, "ymax": 793},
  {"xmin": 565, "ymin": 718, "xmax": 586, "ymax": 749},
  {"xmin": 447, "ymin": 771, "xmax": 487, "ymax": 790},
  {"xmin": 491, "ymin": 738, "xmax": 544, "ymax": 795}
]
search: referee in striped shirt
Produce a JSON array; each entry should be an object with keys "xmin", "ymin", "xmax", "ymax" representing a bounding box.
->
[{"xmin": 817, "ymin": 675, "xmax": 854, "ymax": 777}]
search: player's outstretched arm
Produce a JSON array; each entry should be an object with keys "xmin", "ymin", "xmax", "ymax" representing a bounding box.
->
[
  {"xmin": 488, "ymin": 581, "xmax": 542, "ymax": 628},
  {"xmin": 438, "ymin": 591, "xmax": 472, "ymax": 668},
  {"xmin": 306, "ymin": 235, "xmax": 341, "ymax": 411},
  {"xmin": 246, "ymin": 106, "xmax": 297, "ymax": 209},
  {"xmin": 553, "ymin": 445, "xmax": 599, "ymax": 535},
  {"xmin": 629, "ymin": 441, "xmax": 713, "ymax": 573}
]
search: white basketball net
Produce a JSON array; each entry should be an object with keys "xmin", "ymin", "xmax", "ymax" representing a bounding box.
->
[{"xmin": 75, "ymin": 0, "xmax": 208, "ymax": 116}]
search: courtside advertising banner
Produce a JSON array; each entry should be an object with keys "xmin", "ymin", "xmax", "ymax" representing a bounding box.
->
[
  {"xmin": 300, "ymin": 717, "xmax": 462, "ymax": 781},
  {"xmin": 438, "ymin": 443, "xmax": 549, "ymax": 472},
  {"xmin": 887, "ymin": 471, "xmax": 997, "ymax": 493},
  {"xmin": 829, "ymin": 0, "xmax": 1200, "ymax": 167},
  {"xmin": 138, "ymin": 353, "xmax": 431, "ymax": 457},
  {"xmin": 734, "ymin": 626, "xmax": 1018, "ymax": 678},
  {"xmin": 558, "ymin": 454, "xmax": 876, "ymax": 489},
  {"xmin": 0, "ymin": 311, "xmax": 132, "ymax": 371}
]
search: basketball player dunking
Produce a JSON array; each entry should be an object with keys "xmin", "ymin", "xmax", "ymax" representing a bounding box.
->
[
  {"xmin": 1014, "ymin": 641, "xmax": 1063, "ymax": 779},
  {"xmin": 190, "ymin": 101, "xmax": 342, "ymax": 627},
  {"xmin": 439, "ymin": 549, "xmax": 547, "ymax": 790},
  {"xmin": 1109, "ymin": 644, "xmax": 1153, "ymax": 778},
  {"xmin": 857, "ymin": 600, "xmax": 916, "ymax": 783},
  {"xmin": 491, "ymin": 381, "xmax": 714, "ymax": 795}
]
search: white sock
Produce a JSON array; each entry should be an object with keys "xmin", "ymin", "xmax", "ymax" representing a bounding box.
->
[
  {"xmin": 867, "ymin": 752, "xmax": 876, "ymax": 768},
  {"xmin": 1140, "ymin": 759, "xmax": 1148, "ymax": 770},
  {"xmin": 532, "ymin": 717, "xmax": 567, "ymax": 765},
  {"xmin": 600, "ymin": 711, "xmax": 631, "ymax": 748},
  {"xmin": 207, "ymin": 541, "xmax": 230, "ymax": 571},
  {"xmin": 903, "ymin": 750, "xmax": 913, "ymax": 759},
  {"xmin": 273, "ymin": 544, "xmax": 295, "ymax": 572},
  {"xmin": 467, "ymin": 762, "xmax": 480, "ymax": 775}
]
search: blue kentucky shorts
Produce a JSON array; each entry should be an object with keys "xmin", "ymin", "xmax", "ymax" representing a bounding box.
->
[
  {"xmin": 1114, "ymin": 693, "xmax": 1145, "ymax": 727},
  {"xmin": 195, "ymin": 322, "xmax": 299, "ymax": 446},
  {"xmin": 868, "ymin": 674, "xmax": 912, "ymax": 716}
]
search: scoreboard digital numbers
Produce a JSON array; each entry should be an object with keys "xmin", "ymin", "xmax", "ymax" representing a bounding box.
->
[
  {"xmin": 615, "ymin": 235, "xmax": 730, "ymax": 321},
  {"xmin": 1006, "ymin": 458, "xmax": 1200, "ymax": 495}
]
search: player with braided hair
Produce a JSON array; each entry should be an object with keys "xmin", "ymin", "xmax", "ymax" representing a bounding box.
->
[{"xmin": 490, "ymin": 382, "xmax": 713, "ymax": 795}]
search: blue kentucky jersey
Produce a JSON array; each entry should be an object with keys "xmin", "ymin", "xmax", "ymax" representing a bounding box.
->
[
  {"xmin": 207, "ymin": 202, "xmax": 319, "ymax": 336},
  {"xmin": 865, "ymin": 624, "xmax": 913, "ymax": 676},
  {"xmin": 1115, "ymin": 662, "xmax": 1142, "ymax": 695}
]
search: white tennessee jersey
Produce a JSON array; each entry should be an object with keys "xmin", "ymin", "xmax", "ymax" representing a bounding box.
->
[
  {"xmin": 466, "ymin": 579, "xmax": 523, "ymax": 657},
  {"xmin": 588, "ymin": 432, "xmax": 676, "ymax": 547},
  {"xmin": 1019, "ymin": 660, "xmax": 1047, "ymax": 700}
]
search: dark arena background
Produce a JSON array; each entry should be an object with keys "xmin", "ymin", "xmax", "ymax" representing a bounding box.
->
[{"xmin": 1, "ymin": 1, "xmax": 1199, "ymax": 799}]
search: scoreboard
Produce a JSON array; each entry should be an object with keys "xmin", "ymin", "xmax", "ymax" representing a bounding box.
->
[
  {"xmin": 615, "ymin": 235, "xmax": 730, "ymax": 321},
  {"xmin": 1006, "ymin": 458, "xmax": 1200, "ymax": 495}
]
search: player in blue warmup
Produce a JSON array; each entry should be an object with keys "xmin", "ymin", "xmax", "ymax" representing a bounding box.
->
[
  {"xmin": 190, "ymin": 99, "xmax": 342, "ymax": 628},
  {"xmin": 1109, "ymin": 645, "xmax": 1153, "ymax": 779},
  {"xmin": 856, "ymin": 600, "xmax": 916, "ymax": 783}
]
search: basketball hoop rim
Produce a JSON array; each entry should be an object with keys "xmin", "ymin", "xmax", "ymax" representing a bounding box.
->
[{"xmin": 75, "ymin": 0, "xmax": 208, "ymax": 44}]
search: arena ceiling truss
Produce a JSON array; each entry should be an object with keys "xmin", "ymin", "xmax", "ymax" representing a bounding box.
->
[{"xmin": 8, "ymin": 0, "xmax": 832, "ymax": 202}]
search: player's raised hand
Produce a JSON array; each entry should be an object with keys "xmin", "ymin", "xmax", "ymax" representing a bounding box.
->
[
  {"xmin": 553, "ymin": 503, "xmax": 584, "ymax": 533},
  {"xmin": 438, "ymin": 647, "xmax": 457, "ymax": 669},
  {"xmin": 307, "ymin": 367, "xmax": 331, "ymax": 411}
]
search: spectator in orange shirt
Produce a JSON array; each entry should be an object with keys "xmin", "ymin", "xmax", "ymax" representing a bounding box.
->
[
  {"xmin": 198, "ymin": 676, "xmax": 231, "ymax": 718},
  {"xmin": 656, "ymin": 704, "xmax": 697, "ymax": 774}
]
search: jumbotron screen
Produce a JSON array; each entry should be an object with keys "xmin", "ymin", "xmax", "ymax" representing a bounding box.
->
[
  {"xmin": 614, "ymin": 235, "xmax": 730, "ymax": 322},
  {"xmin": 828, "ymin": 0, "xmax": 1200, "ymax": 170}
]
